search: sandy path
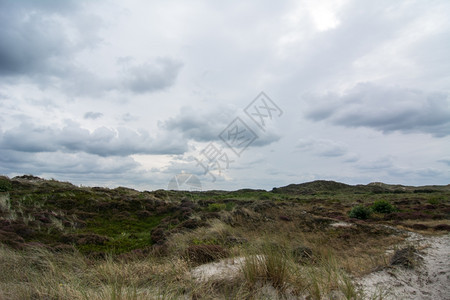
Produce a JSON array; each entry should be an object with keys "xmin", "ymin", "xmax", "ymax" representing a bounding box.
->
[{"xmin": 358, "ymin": 233, "xmax": 450, "ymax": 300}]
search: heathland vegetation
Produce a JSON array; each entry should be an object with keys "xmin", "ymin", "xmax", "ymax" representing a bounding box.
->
[{"xmin": 0, "ymin": 175, "xmax": 448, "ymax": 299}]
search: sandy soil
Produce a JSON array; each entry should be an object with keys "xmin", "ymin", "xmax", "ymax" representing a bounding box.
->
[
  {"xmin": 190, "ymin": 230, "xmax": 450, "ymax": 299},
  {"xmin": 358, "ymin": 233, "xmax": 450, "ymax": 300},
  {"xmin": 191, "ymin": 256, "xmax": 246, "ymax": 282},
  {"xmin": 330, "ymin": 221, "xmax": 354, "ymax": 228}
]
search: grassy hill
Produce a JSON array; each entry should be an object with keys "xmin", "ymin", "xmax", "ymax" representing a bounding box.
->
[{"xmin": 272, "ymin": 179, "xmax": 450, "ymax": 195}]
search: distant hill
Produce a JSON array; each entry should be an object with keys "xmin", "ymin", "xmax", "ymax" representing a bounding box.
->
[{"xmin": 272, "ymin": 180, "xmax": 450, "ymax": 195}]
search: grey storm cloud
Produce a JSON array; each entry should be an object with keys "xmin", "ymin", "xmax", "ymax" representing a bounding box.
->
[
  {"xmin": 306, "ymin": 83, "xmax": 450, "ymax": 137},
  {"xmin": 0, "ymin": 1, "xmax": 182, "ymax": 95},
  {"xmin": 0, "ymin": 0, "xmax": 96, "ymax": 77},
  {"xmin": 162, "ymin": 106, "xmax": 281, "ymax": 147},
  {"xmin": 0, "ymin": 122, "xmax": 187, "ymax": 156},
  {"xmin": 0, "ymin": 149, "xmax": 139, "ymax": 175}
]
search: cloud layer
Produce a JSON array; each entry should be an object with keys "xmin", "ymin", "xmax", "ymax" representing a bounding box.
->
[
  {"xmin": 0, "ymin": 0, "xmax": 182, "ymax": 95},
  {"xmin": 306, "ymin": 83, "xmax": 450, "ymax": 137},
  {"xmin": 0, "ymin": 122, "xmax": 187, "ymax": 156},
  {"xmin": 0, "ymin": 0, "xmax": 449, "ymax": 189}
]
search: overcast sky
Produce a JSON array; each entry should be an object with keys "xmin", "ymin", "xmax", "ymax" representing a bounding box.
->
[{"xmin": 0, "ymin": 0, "xmax": 449, "ymax": 190}]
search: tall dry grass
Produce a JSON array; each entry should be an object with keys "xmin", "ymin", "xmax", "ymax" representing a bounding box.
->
[
  {"xmin": 0, "ymin": 245, "xmax": 192, "ymax": 299},
  {"xmin": 239, "ymin": 241, "xmax": 364, "ymax": 299},
  {"xmin": 0, "ymin": 235, "xmax": 382, "ymax": 299},
  {"xmin": 0, "ymin": 213, "xmax": 399, "ymax": 299}
]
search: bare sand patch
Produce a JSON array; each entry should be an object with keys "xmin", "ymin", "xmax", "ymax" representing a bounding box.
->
[{"xmin": 358, "ymin": 233, "xmax": 450, "ymax": 300}]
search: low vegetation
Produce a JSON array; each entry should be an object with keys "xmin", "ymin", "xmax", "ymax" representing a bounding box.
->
[
  {"xmin": 348, "ymin": 205, "xmax": 372, "ymax": 220},
  {"xmin": 371, "ymin": 199, "xmax": 396, "ymax": 214},
  {"xmin": 0, "ymin": 175, "xmax": 448, "ymax": 299}
]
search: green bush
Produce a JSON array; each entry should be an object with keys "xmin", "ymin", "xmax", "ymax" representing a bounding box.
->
[
  {"xmin": 225, "ymin": 202, "xmax": 235, "ymax": 211},
  {"xmin": 371, "ymin": 200, "xmax": 395, "ymax": 214},
  {"xmin": 207, "ymin": 203, "xmax": 226, "ymax": 212},
  {"xmin": 348, "ymin": 205, "xmax": 371, "ymax": 220},
  {"xmin": 0, "ymin": 179, "xmax": 12, "ymax": 192},
  {"xmin": 428, "ymin": 196, "xmax": 443, "ymax": 205},
  {"xmin": 259, "ymin": 194, "xmax": 271, "ymax": 200}
]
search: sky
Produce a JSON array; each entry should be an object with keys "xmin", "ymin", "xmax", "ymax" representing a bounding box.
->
[{"xmin": 0, "ymin": 0, "xmax": 449, "ymax": 191}]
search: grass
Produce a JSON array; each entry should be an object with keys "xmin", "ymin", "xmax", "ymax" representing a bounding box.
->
[
  {"xmin": 0, "ymin": 241, "xmax": 363, "ymax": 299},
  {"xmin": 0, "ymin": 244, "xmax": 363, "ymax": 299},
  {"xmin": 0, "ymin": 193, "xmax": 11, "ymax": 214},
  {"xmin": 78, "ymin": 214, "xmax": 167, "ymax": 254},
  {"xmin": 303, "ymin": 252, "xmax": 360, "ymax": 299},
  {"xmin": 0, "ymin": 175, "xmax": 449, "ymax": 298},
  {"xmin": 0, "ymin": 245, "xmax": 193, "ymax": 299},
  {"xmin": 241, "ymin": 246, "xmax": 290, "ymax": 291},
  {"xmin": 207, "ymin": 203, "xmax": 226, "ymax": 212}
]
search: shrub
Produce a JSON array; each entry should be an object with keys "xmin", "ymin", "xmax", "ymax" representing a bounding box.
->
[
  {"xmin": 185, "ymin": 244, "xmax": 229, "ymax": 264},
  {"xmin": 390, "ymin": 246, "xmax": 421, "ymax": 269},
  {"xmin": 410, "ymin": 223, "xmax": 428, "ymax": 230},
  {"xmin": 151, "ymin": 228, "xmax": 166, "ymax": 244},
  {"xmin": 259, "ymin": 194, "xmax": 271, "ymax": 200},
  {"xmin": 371, "ymin": 200, "xmax": 395, "ymax": 214},
  {"xmin": 178, "ymin": 218, "xmax": 204, "ymax": 229},
  {"xmin": 76, "ymin": 233, "xmax": 110, "ymax": 245},
  {"xmin": 434, "ymin": 224, "xmax": 450, "ymax": 231},
  {"xmin": 428, "ymin": 196, "xmax": 443, "ymax": 205},
  {"xmin": 225, "ymin": 202, "xmax": 235, "ymax": 211},
  {"xmin": 207, "ymin": 203, "xmax": 226, "ymax": 212},
  {"xmin": 0, "ymin": 178, "xmax": 12, "ymax": 192},
  {"xmin": 348, "ymin": 205, "xmax": 371, "ymax": 220}
]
